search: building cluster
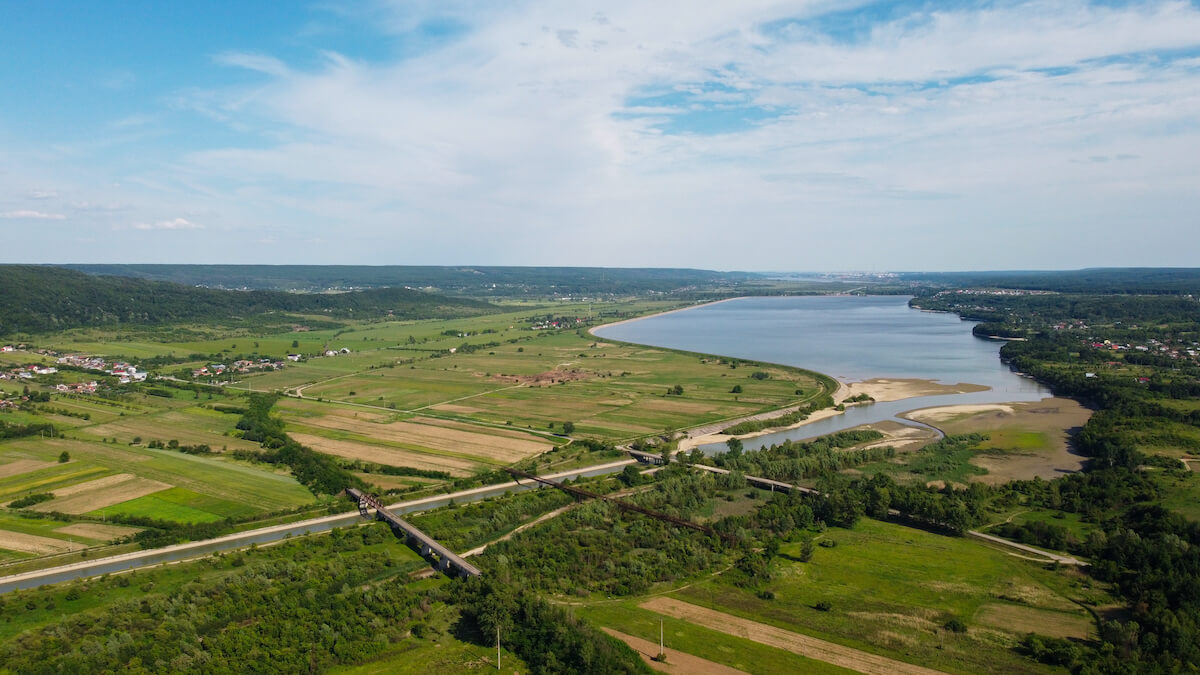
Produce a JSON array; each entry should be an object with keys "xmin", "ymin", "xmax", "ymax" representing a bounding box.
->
[
  {"xmin": 0, "ymin": 365, "xmax": 58, "ymax": 380},
  {"xmin": 193, "ymin": 359, "xmax": 284, "ymax": 378},
  {"xmin": 56, "ymin": 355, "xmax": 147, "ymax": 383},
  {"xmin": 1086, "ymin": 338, "xmax": 1199, "ymax": 362},
  {"xmin": 55, "ymin": 381, "xmax": 99, "ymax": 394}
]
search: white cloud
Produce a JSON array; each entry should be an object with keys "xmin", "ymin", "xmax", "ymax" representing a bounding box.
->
[
  {"xmin": 27, "ymin": 190, "xmax": 57, "ymax": 200},
  {"xmin": 0, "ymin": 210, "xmax": 65, "ymax": 220},
  {"xmin": 6, "ymin": 0, "xmax": 1200, "ymax": 268},
  {"xmin": 132, "ymin": 217, "xmax": 203, "ymax": 230}
]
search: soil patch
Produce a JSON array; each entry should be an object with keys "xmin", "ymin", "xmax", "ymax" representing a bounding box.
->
[
  {"xmin": 298, "ymin": 415, "xmax": 551, "ymax": 463},
  {"xmin": 54, "ymin": 523, "xmax": 143, "ymax": 540},
  {"xmin": 49, "ymin": 473, "xmax": 136, "ymax": 498},
  {"xmin": 600, "ymin": 627, "xmax": 748, "ymax": 675},
  {"xmin": 0, "ymin": 459, "xmax": 56, "ymax": 479},
  {"xmin": 288, "ymin": 432, "xmax": 477, "ymax": 477},
  {"xmin": 641, "ymin": 597, "xmax": 946, "ymax": 675},
  {"xmin": 33, "ymin": 476, "xmax": 172, "ymax": 514},
  {"xmin": 0, "ymin": 530, "xmax": 87, "ymax": 555}
]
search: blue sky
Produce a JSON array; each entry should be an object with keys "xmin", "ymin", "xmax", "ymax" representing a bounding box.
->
[{"xmin": 1, "ymin": 0, "xmax": 1198, "ymax": 270}]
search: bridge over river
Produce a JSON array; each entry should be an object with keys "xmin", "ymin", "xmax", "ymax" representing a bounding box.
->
[{"xmin": 346, "ymin": 488, "xmax": 481, "ymax": 578}]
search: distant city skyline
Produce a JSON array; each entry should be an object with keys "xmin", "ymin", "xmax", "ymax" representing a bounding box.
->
[{"xmin": 1, "ymin": 1, "xmax": 1197, "ymax": 270}]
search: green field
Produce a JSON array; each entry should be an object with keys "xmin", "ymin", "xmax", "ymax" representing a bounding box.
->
[
  {"xmin": 662, "ymin": 518, "xmax": 1101, "ymax": 674},
  {"xmin": 579, "ymin": 602, "xmax": 855, "ymax": 674}
]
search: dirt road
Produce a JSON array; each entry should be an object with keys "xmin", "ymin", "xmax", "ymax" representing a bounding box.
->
[{"xmin": 640, "ymin": 597, "xmax": 946, "ymax": 675}]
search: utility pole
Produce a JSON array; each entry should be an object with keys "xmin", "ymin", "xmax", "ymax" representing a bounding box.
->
[
  {"xmin": 659, "ymin": 619, "xmax": 665, "ymax": 661},
  {"xmin": 497, "ymin": 624, "xmax": 501, "ymax": 671}
]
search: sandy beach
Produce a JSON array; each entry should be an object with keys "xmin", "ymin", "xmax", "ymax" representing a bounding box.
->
[{"xmin": 842, "ymin": 378, "xmax": 990, "ymax": 402}]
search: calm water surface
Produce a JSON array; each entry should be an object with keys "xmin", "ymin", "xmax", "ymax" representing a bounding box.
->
[{"xmin": 593, "ymin": 296, "xmax": 1049, "ymax": 451}]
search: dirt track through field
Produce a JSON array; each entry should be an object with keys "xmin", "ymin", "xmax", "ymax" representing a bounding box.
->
[
  {"xmin": 601, "ymin": 628, "xmax": 748, "ymax": 675},
  {"xmin": 641, "ymin": 597, "xmax": 946, "ymax": 675}
]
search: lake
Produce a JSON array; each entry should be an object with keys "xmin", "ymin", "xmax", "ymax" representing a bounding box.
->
[{"xmin": 593, "ymin": 295, "xmax": 1049, "ymax": 450}]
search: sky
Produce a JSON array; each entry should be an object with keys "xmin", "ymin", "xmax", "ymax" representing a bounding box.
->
[{"xmin": 1, "ymin": 0, "xmax": 1198, "ymax": 271}]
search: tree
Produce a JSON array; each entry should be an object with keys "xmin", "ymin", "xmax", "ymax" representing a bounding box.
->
[
  {"xmin": 562, "ymin": 421, "xmax": 575, "ymax": 434},
  {"xmin": 669, "ymin": 384, "xmax": 684, "ymax": 396},
  {"xmin": 730, "ymin": 384, "xmax": 743, "ymax": 393},
  {"xmin": 57, "ymin": 451, "xmax": 70, "ymax": 463},
  {"xmin": 291, "ymin": 340, "xmax": 299, "ymax": 348}
]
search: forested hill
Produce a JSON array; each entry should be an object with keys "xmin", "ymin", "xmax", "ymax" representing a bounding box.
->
[
  {"xmin": 0, "ymin": 266, "xmax": 496, "ymax": 335},
  {"xmin": 899, "ymin": 268, "xmax": 1200, "ymax": 294},
  {"xmin": 63, "ymin": 264, "xmax": 760, "ymax": 296}
]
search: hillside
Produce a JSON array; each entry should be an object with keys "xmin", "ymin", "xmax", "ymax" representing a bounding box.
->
[
  {"xmin": 63, "ymin": 264, "xmax": 761, "ymax": 296},
  {"xmin": 0, "ymin": 266, "xmax": 497, "ymax": 335}
]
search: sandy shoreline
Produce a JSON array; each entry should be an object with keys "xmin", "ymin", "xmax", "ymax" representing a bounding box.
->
[
  {"xmin": 843, "ymin": 378, "xmax": 990, "ymax": 403},
  {"xmin": 588, "ymin": 296, "xmax": 747, "ymax": 337}
]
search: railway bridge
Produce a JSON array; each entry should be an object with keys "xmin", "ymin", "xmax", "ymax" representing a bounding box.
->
[{"xmin": 346, "ymin": 488, "xmax": 481, "ymax": 578}]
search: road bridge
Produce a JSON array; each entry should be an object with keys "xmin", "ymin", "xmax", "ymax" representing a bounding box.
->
[{"xmin": 346, "ymin": 488, "xmax": 481, "ymax": 578}]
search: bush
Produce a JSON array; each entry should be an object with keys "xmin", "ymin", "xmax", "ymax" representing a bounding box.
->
[
  {"xmin": 814, "ymin": 600, "xmax": 832, "ymax": 612},
  {"xmin": 10, "ymin": 492, "xmax": 54, "ymax": 508},
  {"xmin": 944, "ymin": 618, "xmax": 968, "ymax": 633}
]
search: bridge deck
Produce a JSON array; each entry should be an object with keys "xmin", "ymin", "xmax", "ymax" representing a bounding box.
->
[{"xmin": 346, "ymin": 488, "xmax": 481, "ymax": 578}]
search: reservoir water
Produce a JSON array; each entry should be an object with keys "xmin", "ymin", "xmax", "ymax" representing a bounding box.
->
[{"xmin": 593, "ymin": 296, "xmax": 1049, "ymax": 451}]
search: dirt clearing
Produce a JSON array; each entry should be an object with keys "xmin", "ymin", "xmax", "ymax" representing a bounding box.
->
[
  {"xmin": 0, "ymin": 530, "xmax": 88, "ymax": 555},
  {"xmin": 0, "ymin": 459, "xmax": 56, "ymax": 478},
  {"xmin": 54, "ymin": 523, "xmax": 143, "ymax": 540},
  {"xmin": 601, "ymin": 628, "xmax": 748, "ymax": 675},
  {"xmin": 33, "ymin": 476, "xmax": 171, "ymax": 514},
  {"xmin": 641, "ymin": 597, "xmax": 946, "ymax": 675}
]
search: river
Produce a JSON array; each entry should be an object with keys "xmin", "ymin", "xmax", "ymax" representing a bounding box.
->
[{"xmin": 593, "ymin": 295, "xmax": 1049, "ymax": 451}]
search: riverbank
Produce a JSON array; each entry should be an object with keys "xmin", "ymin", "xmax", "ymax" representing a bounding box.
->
[{"xmin": 587, "ymin": 296, "xmax": 746, "ymax": 336}]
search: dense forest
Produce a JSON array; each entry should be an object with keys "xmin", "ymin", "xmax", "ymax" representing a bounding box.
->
[
  {"xmin": 0, "ymin": 266, "xmax": 496, "ymax": 335},
  {"xmin": 64, "ymin": 263, "xmax": 762, "ymax": 296}
]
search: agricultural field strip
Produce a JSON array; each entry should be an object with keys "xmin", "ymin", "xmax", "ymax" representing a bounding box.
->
[
  {"xmin": 286, "ymin": 415, "xmax": 548, "ymax": 463},
  {"xmin": 287, "ymin": 432, "xmax": 478, "ymax": 476},
  {"xmin": 641, "ymin": 597, "xmax": 947, "ymax": 675},
  {"xmin": 284, "ymin": 423, "xmax": 509, "ymax": 466},
  {"xmin": 0, "ymin": 465, "xmax": 113, "ymax": 500},
  {"xmin": 34, "ymin": 476, "xmax": 171, "ymax": 514},
  {"xmin": 0, "ymin": 531, "xmax": 88, "ymax": 555},
  {"xmin": 0, "ymin": 459, "xmax": 56, "ymax": 479}
]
